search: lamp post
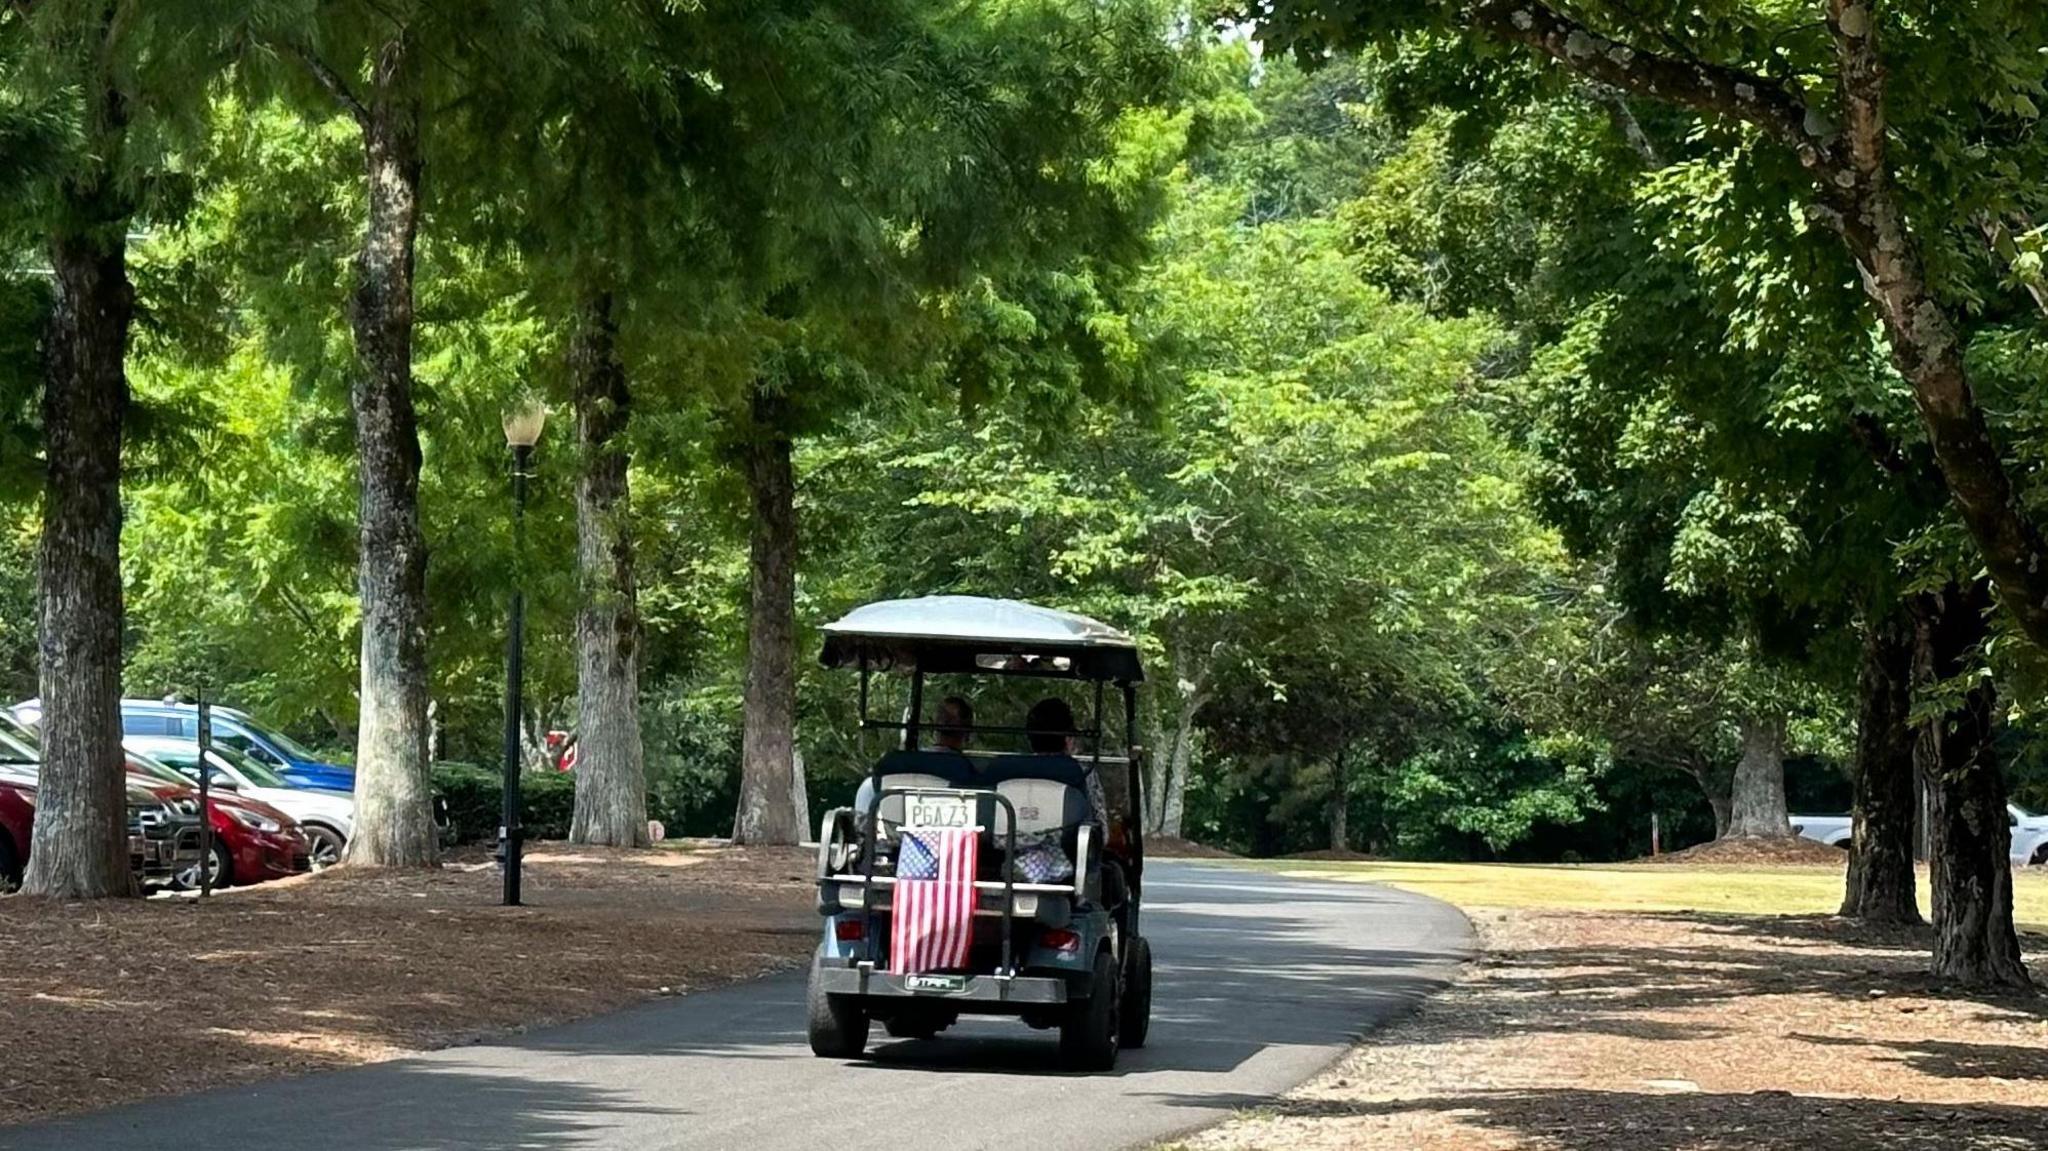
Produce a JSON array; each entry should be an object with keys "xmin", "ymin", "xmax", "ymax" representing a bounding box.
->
[{"xmin": 500, "ymin": 398, "xmax": 546, "ymax": 906}]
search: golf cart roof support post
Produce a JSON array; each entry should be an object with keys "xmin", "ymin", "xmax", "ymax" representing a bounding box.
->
[
  {"xmin": 907, "ymin": 668, "xmax": 924, "ymax": 751},
  {"xmin": 1091, "ymin": 678, "xmax": 1105, "ymax": 768},
  {"xmin": 858, "ymin": 652, "xmax": 870, "ymax": 763}
]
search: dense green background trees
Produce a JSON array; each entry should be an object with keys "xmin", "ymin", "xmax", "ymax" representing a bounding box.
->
[{"xmin": 4, "ymin": 2, "xmax": 2044, "ymax": 988}]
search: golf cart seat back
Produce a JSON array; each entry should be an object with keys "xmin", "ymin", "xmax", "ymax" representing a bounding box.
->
[
  {"xmin": 990, "ymin": 777, "xmax": 1090, "ymax": 839},
  {"xmin": 864, "ymin": 750, "xmax": 975, "ymax": 829}
]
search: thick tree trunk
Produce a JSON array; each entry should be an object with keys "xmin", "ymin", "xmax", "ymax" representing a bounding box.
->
[
  {"xmin": 1724, "ymin": 714, "xmax": 1792, "ymax": 838},
  {"xmin": 24, "ymin": 212, "xmax": 135, "ymax": 899},
  {"xmin": 1841, "ymin": 605, "xmax": 1920, "ymax": 923},
  {"xmin": 1911, "ymin": 583, "xmax": 2030, "ymax": 989},
  {"xmin": 733, "ymin": 386, "xmax": 800, "ymax": 846},
  {"xmin": 342, "ymin": 42, "xmax": 437, "ymax": 867},
  {"xmin": 567, "ymin": 290, "xmax": 648, "ymax": 848}
]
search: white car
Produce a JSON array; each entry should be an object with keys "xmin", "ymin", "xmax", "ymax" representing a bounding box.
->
[
  {"xmin": 1794, "ymin": 805, "xmax": 2048, "ymax": 867},
  {"xmin": 125, "ymin": 736, "xmax": 354, "ymax": 870}
]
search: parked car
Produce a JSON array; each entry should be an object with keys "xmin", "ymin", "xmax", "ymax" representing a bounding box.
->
[
  {"xmin": 125, "ymin": 736, "xmax": 352, "ymax": 870},
  {"xmin": 10, "ymin": 697, "xmax": 354, "ymax": 792},
  {"xmin": 0, "ymin": 724, "xmax": 206, "ymax": 892},
  {"xmin": 0, "ymin": 775, "xmax": 33, "ymax": 892},
  {"xmin": 125, "ymin": 752, "xmax": 310, "ymax": 887},
  {"xmin": 1793, "ymin": 806, "xmax": 2048, "ymax": 866}
]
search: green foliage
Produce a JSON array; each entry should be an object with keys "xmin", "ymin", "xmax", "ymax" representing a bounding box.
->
[{"xmin": 432, "ymin": 761, "xmax": 576, "ymax": 845}]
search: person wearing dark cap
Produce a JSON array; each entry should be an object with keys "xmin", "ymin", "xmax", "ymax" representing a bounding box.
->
[{"xmin": 1025, "ymin": 696, "xmax": 1106, "ymax": 821}]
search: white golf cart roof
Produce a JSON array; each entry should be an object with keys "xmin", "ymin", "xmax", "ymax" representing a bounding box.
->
[{"xmin": 819, "ymin": 596, "xmax": 1143, "ymax": 682}]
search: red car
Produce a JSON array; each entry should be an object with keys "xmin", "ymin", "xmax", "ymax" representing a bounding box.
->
[
  {"xmin": 0, "ymin": 776, "xmax": 33, "ymax": 891},
  {"xmin": 127, "ymin": 756, "xmax": 309, "ymax": 887}
]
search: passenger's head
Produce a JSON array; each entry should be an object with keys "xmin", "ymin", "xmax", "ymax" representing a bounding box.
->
[
  {"xmin": 1025, "ymin": 697, "xmax": 1076, "ymax": 755},
  {"xmin": 933, "ymin": 695, "xmax": 974, "ymax": 751}
]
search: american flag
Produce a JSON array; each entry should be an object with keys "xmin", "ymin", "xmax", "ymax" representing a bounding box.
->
[{"xmin": 890, "ymin": 827, "xmax": 979, "ymax": 974}]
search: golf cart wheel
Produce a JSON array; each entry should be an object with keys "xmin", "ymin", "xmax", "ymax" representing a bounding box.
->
[
  {"xmin": 1119, "ymin": 936, "xmax": 1152, "ymax": 1049},
  {"xmin": 806, "ymin": 953, "xmax": 869, "ymax": 1059},
  {"xmin": 304, "ymin": 824, "xmax": 346, "ymax": 871},
  {"xmin": 1060, "ymin": 948, "xmax": 1120, "ymax": 1071}
]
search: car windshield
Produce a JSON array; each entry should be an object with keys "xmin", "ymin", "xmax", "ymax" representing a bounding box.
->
[
  {"xmin": 209, "ymin": 743, "xmax": 290, "ymax": 789},
  {"xmin": 127, "ymin": 753, "xmax": 190, "ymax": 787},
  {"xmin": 243, "ymin": 718, "xmax": 322, "ymax": 764},
  {"xmin": 0, "ymin": 729, "xmax": 34, "ymax": 765}
]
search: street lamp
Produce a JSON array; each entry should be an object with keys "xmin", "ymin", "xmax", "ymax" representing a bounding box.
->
[{"xmin": 500, "ymin": 397, "xmax": 546, "ymax": 906}]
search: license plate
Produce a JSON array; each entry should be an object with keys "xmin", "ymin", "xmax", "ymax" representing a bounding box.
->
[
  {"xmin": 905, "ymin": 796, "xmax": 972, "ymax": 830},
  {"xmin": 904, "ymin": 973, "xmax": 965, "ymax": 993}
]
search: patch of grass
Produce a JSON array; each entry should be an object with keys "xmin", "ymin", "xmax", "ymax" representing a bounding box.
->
[{"xmin": 1227, "ymin": 858, "xmax": 2048, "ymax": 932}]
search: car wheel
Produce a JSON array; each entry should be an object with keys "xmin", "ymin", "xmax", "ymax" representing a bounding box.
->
[
  {"xmin": 1119, "ymin": 936, "xmax": 1152, "ymax": 1049},
  {"xmin": 2032, "ymin": 844, "xmax": 2048, "ymax": 868},
  {"xmin": 178, "ymin": 842, "xmax": 232, "ymax": 891},
  {"xmin": 0, "ymin": 835, "xmax": 21, "ymax": 894},
  {"xmin": 304, "ymin": 824, "xmax": 346, "ymax": 871},
  {"xmin": 1060, "ymin": 947, "xmax": 1120, "ymax": 1071},
  {"xmin": 806, "ymin": 950, "xmax": 869, "ymax": 1059}
]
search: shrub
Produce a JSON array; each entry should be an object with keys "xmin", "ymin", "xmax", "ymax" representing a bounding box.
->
[{"xmin": 432, "ymin": 761, "xmax": 578, "ymax": 845}]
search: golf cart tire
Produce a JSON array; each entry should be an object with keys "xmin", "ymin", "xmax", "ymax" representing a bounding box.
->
[
  {"xmin": 807, "ymin": 956, "xmax": 870, "ymax": 1059},
  {"xmin": 1060, "ymin": 948, "xmax": 1120, "ymax": 1071},
  {"xmin": 1120, "ymin": 936, "xmax": 1152, "ymax": 1049}
]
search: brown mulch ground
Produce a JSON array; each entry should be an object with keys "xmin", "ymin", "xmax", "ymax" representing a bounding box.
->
[
  {"xmin": 1175, "ymin": 908, "xmax": 2048, "ymax": 1151},
  {"xmin": 1644, "ymin": 836, "xmax": 1850, "ymax": 866},
  {"xmin": 0, "ymin": 841, "xmax": 817, "ymax": 1127},
  {"xmin": 1148, "ymin": 835, "xmax": 1240, "ymax": 859}
]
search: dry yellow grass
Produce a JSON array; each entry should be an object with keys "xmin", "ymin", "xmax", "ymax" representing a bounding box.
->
[{"xmin": 1233, "ymin": 858, "xmax": 2048, "ymax": 933}]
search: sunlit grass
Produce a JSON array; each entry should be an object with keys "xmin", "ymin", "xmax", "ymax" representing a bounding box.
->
[{"xmin": 1229, "ymin": 858, "xmax": 2048, "ymax": 933}]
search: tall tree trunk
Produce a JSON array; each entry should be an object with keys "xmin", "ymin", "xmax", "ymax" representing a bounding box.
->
[
  {"xmin": 1725, "ymin": 714, "xmax": 1792, "ymax": 838},
  {"xmin": 1154, "ymin": 641, "xmax": 1206, "ymax": 839},
  {"xmin": 1911, "ymin": 583, "xmax": 2030, "ymax": 989},
  {"xmin": 567, "ymin": 290, "xmax": 647, "ymax": 848},
  {"xmin": 24, "ymin": 99, "xmax": 135, "ymax": 898},
  {"xmin": 1841, "ymin": 604, "xmax": 1920, "ymax": 923},
  {"xmin": 1327, "ymin": 748, "xmax": 1348, "ymax": 851},
  {"xmin": 733, "ymin": 386, "xmax": 800, "ymax": 846},
  {"xmin": 341, "ymin": 41, "xmax": 436, "ymax": 867}
]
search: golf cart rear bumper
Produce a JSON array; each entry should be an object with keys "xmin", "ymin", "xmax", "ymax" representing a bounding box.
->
[{"xmin": 815, "ymin": 963, "xmax": 1069, "ymax": 1006}]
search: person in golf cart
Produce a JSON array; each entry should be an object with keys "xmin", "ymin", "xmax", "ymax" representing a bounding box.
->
[{"xmin": 807, "ymin": 595, "xmax": 1153, "ymax": 1071}]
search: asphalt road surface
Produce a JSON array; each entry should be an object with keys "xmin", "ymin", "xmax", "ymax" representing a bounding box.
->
[{"xmin": 3, "ymin": 862, "xmax": 1471, "ymax": 1151}]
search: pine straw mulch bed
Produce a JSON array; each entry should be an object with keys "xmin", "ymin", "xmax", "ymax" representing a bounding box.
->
[
  {"xmin": 0, "ymin": 841, "xmax": 818, "ymax": 1127},
  {"xmin": 1147, "ymin": 835, "xmax": 1240, "ymax": 859},
  {"xmin": 1173, "ymin": 907, "xmax": 2048, "ymax": 1151},
  {"xmin": 1643, "ymin": 836, "xmax": 1853, "ymax": 866}
]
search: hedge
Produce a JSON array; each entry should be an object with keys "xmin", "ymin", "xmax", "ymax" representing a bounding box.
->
[{"xmin": 432, "ymin": 761, "xmax": 578, "ymax": 845}]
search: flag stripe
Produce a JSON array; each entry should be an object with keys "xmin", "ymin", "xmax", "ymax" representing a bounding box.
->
[{"xmin": 890, "ymin": 826, "xmax": 978, "ymax": 974}]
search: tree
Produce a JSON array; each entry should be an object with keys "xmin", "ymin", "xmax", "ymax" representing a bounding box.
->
[
  {"xmin": 689, "ymin": 0, "xmax": 1200, "ymax": 844},
  {"xmin": 233, "ymin": 1, "xmax": 585, "ymax": 864},
  {"xmin": 3, "ymin": 0, "xmax": 223, "ymax": 896},
  {"xmin": 1249, "ymin": 0, "xmax": 2048, "ymax": 659}
]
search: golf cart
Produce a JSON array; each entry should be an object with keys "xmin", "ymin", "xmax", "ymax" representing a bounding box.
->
[{"xmin": 807, "ymin": 596, "xmax": 1153, "ymax": 1070}]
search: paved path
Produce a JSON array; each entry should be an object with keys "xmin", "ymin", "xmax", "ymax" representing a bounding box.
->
[{"xmin": 2, "ymin": 862, "xmax": 1470, "ymax": 1151}]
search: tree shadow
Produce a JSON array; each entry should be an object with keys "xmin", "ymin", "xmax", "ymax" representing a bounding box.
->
[
  {"xmin": 2, "ymin": 1063, "xmax": 689, "ymax": 1151},
  {"xmin": 1139, "ymin": 1087, "xmax": 2048, "ymax": 1150},
  {"xmin": 1796, "ymin": 1032, "xmax": 2048, "ymax": 1083}
]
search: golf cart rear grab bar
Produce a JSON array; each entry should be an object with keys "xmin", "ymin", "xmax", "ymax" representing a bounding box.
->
[{"xmin": 861, "ymin": 786, "xmax": 1020, "ymax": 976}]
